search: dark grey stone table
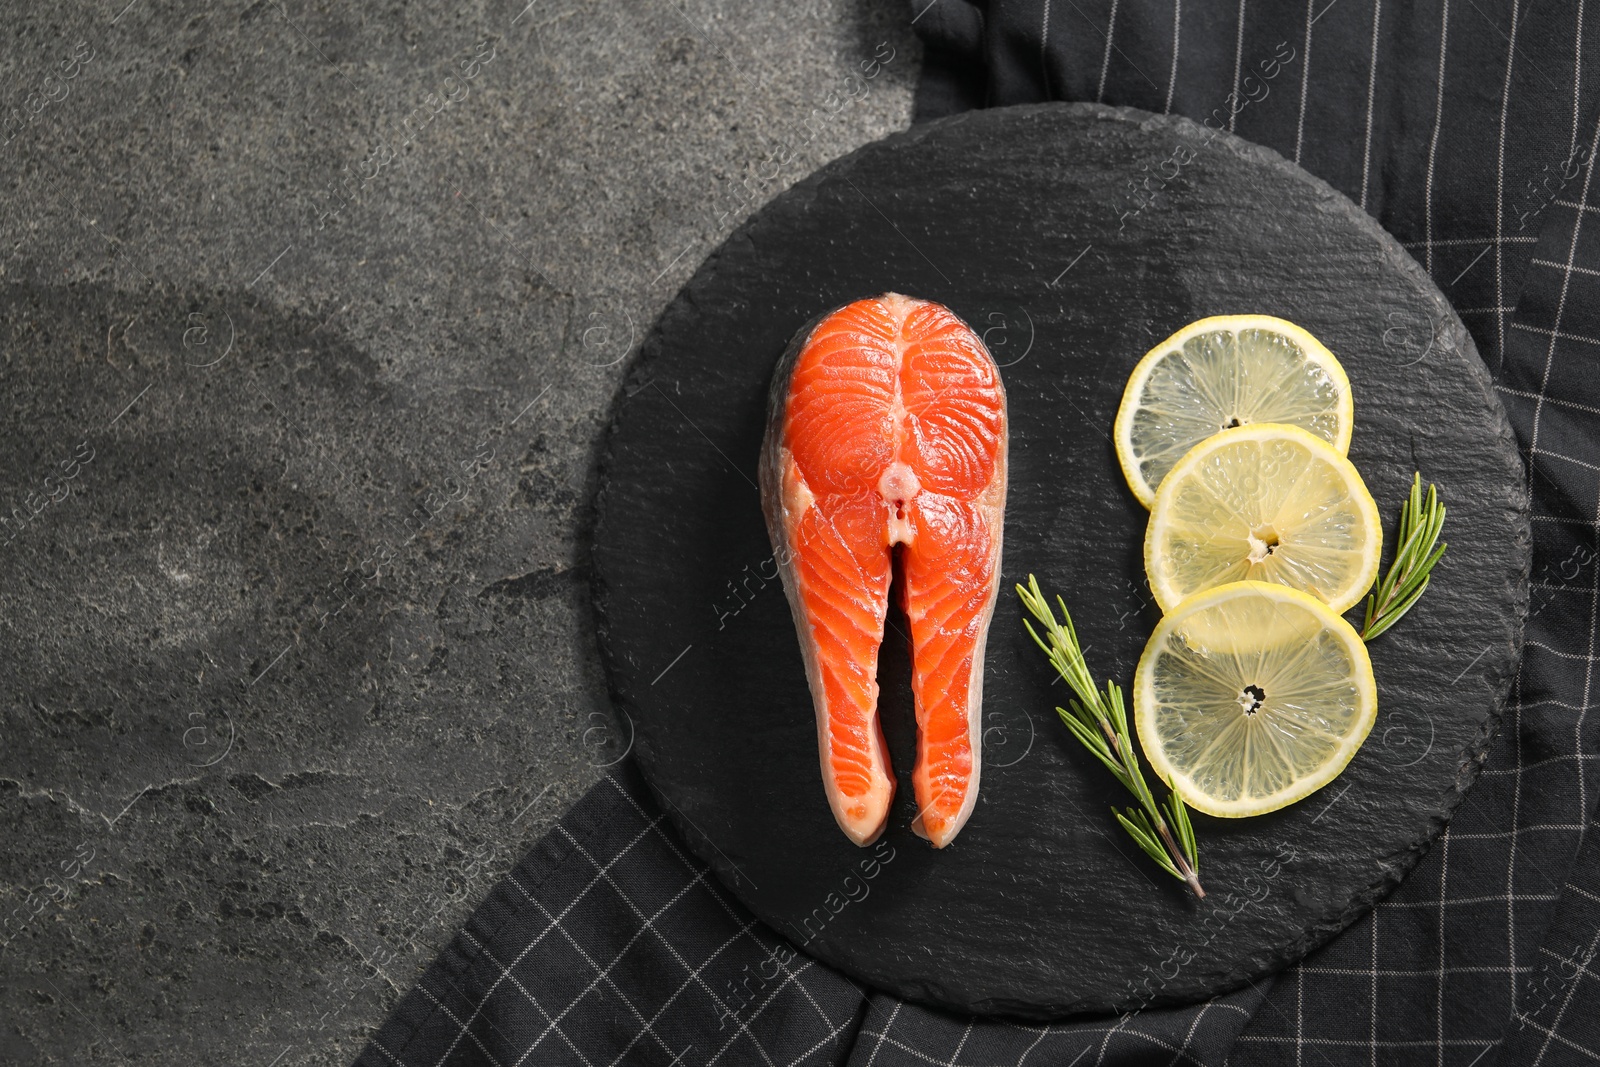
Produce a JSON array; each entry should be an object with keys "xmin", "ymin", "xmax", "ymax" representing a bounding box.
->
[{"xmin": 0, "ymin": 2, "xmax": 918, "ymax": 1063}]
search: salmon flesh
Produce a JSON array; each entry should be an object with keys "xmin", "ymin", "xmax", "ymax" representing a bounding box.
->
[{"xmin": 759, "ymin": 294, "xmax": 1008, "ymax": 848}]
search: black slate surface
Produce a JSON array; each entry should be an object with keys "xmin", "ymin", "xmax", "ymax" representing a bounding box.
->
[{"xmin": 590, "ymin": 103, "xmax": 1530, "ymax": 1019}]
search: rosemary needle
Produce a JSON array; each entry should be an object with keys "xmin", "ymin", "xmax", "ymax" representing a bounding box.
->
[{"xmin": 1362, "ymin": 472, "xmax": 1447, "ymax": 641}]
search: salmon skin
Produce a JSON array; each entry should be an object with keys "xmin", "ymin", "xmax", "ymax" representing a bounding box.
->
[{"xmin": 759, "ymin": 294, "xmax": 1008, "ymax": 848}]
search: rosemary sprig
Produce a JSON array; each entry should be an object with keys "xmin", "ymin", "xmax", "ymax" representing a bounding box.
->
[
  {"xmin": 1017, "ymin": 575, "xmax": 1205, "ymax": 899},
  {"xmin": 1361, "ymin": 473, "xmax": 1447, "ymax": 641}
]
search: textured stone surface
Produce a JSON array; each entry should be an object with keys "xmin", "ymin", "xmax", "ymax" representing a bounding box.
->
[
  {"xmin": 594, "ymin": 104, "xmax": 1531, "ymax": 1018},
  {"xmin": 0, "ymin": 2, "xmax": 918, "ymax": 1064}
]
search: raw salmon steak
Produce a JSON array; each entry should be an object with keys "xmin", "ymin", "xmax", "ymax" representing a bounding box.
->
[{"xmin": 759, "ymin": 293, "xmax": 1008, "ymax": 848}]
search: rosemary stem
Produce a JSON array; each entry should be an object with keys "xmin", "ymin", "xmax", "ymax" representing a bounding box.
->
[
  {"xmin": 1018, "ymin": 574, "xmax": 1205, "ymax": 898},
  {"xmin": 1097, "ymin": 716, "xmax": 1123, "ymax": 761},
  {"xmin": 1153, "ymin": 817, "xmax": 1205, "ymax": 898}
]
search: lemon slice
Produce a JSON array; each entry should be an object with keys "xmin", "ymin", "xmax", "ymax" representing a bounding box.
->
[
  {"xmin": 1115, "ymin": 315, "xmax": 1353, "ymax": 506},
  {"xmin": 1144, "ymin": 423, "xmax": 1381, "ymax": 615},
  {"xmin": 1134, "ymin": 580, "xmax": 1377, "ymax": 818}
]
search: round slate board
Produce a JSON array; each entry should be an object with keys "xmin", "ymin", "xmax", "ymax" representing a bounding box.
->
[{"xmin": 590, "ymin": 103, "xmax": 1530, "ymax": 1018}]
